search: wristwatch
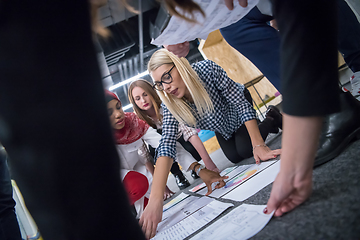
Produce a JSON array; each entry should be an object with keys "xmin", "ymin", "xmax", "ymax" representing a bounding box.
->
[{"xmin": 195, "ymin": 164, "xmax": 206, "ymax": 176}]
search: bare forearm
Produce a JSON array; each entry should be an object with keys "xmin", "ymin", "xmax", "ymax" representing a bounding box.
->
[
  {"xmin": 244, "ymin": 119, "xmax": 265, "ymax": 147},
  {"xmin": 265, "ymin": 114, "xmax": 323, "ymax": 216},
  {"xmin": 188, "ymin": 135, "xmax": 215, "ymax": 167},
  {"xmin": 281, "ymin": 114, "xmax": 323, "ymax": 182}
]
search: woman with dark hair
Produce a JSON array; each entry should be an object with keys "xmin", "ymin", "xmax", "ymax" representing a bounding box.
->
[{"xmin": 105, "ymin": 90, "xmax": 174, "ymax": 217}]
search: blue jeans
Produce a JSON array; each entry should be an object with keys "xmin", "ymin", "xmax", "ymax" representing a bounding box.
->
[{"xmin": 0, "ymin": 149, "xmax": 22, "ymax": 240}]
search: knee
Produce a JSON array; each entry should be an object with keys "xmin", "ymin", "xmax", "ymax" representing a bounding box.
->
[
  {"xmin": 223, "ymin": 149, "xmax": 244, "ymax": 164},
  {"xmin": 236, "ymin": 147, "xmax": 253, "ymax": 160},
  {"xmin": 123, "ymin": 171, "xmax": 149, "ymax": 205}
]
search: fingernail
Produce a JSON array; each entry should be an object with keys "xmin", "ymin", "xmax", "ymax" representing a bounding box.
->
[
  {"xmin": 274, "ymin": 155, "xmax": 277, "ymax": 158},
  {"xmin": 263, "ymin": 207, "xmax": 268, "ymax": 214}
]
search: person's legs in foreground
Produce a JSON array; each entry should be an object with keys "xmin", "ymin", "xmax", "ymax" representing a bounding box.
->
[
  {"xmin": 221, "ymin": 0, "xmax": 360, "ymax": 97},
  {"xmin": 0, "ymin": 1, "xmax": 144, "ymax": 239},
  {"xmin": 0, "ymin": 146, "xmax": 22, "ymax": 240},
  {"xmin": 266, "ymin": 0, "xmax": 340, "ymax": 216},
  {"xmin": 314, "ymin": 0, "xmax": 360, "ymax": 165},
  {"xmin": 223, "ymin": 0, "xmax": 360, "ymax": 166},
  {"xmin": 337, "ymin": 0, "xmax": 360, "ymax": 98},
  {"xmin": 220, "ymin": 6, "xmax": 281, "ymax": 90}
]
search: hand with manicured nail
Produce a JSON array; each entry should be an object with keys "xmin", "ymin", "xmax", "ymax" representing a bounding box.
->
[
  {"xmin": 265, "ymin": 114, "xmax": 322, "ymax": 217},
  {"xmin": 253, "ymin": 145, "xmax": 281, "ymax": 164},
  {"xmin": 265, "ymin": 168, "xmax": 313, "ymax": 217}
]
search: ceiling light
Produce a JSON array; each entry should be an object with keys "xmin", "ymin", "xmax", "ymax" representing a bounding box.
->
[
  {"xmin": 109, "ymin": 70, "xmax": 149, "ymax": 91},
  {"xmin": 122, "ymin": 103, "xmax": 133, "ymax": 111}
]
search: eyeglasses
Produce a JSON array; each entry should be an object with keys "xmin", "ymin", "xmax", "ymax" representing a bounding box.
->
[{"xmin": 152, "ymin": 65, "xmax": 175, "ymax": 91}]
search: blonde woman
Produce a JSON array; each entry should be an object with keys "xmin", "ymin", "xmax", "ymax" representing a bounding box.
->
[
  {"xmin": 139, "ymin": 49, "xmax": 282, "ymax": 238},
  {"xmin": 128, "ymin": 79, "xmax": 220, "ymax": 178}
]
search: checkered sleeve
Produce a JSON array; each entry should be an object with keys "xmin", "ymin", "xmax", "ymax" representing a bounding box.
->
[
  {"xmin": 178, "ymin": 122, "xmax": 198, "ymax": 142},
  {"xmin": 155, "ymin": 103, "xmax": 178, "ymax": 161},
  {"xmin": 209, "ymin": 60, "xmax": 256, "ymax": 123}
]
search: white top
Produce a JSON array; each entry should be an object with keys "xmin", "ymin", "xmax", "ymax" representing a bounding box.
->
[
  {"xmin": 116, "ymin": 127, "xmax": 196, "ymax": 218},
  {"xmin": 116, "ymin": 126, "xmax": 196, "ymax": 180}
]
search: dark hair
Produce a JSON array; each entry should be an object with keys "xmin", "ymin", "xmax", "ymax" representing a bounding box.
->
[{"xmin": 164, "ymin": 0, "xmax": 205, "ymax": 23}]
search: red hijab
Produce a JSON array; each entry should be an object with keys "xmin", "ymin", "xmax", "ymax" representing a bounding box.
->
[{"xmin": 105, "ymin": 90, "xmax": 149, "ymax": 145}]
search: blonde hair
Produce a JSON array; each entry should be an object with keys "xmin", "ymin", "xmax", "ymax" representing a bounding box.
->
[
  {"xmin": 147, "ymin": 49, "xmax": 213, "ymax": 127},
  {"xmin": 128, "ymin": 79, "xmax": 163, "ymax": 129}
]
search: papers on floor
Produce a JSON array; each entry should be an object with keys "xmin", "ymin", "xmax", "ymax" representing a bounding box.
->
[
  {"xmin": 163, "ymin": 192, "xmax": 189, "ymax": 213},
  {"xmin": 189, "ymin": 165, "xmax": 240, "ymax": 193},
  {"xmin": 196, "ymin": 160, "xmax": 278, "ymax": 198},
  {"xmin": 223, "ymin": 160, "xmax": 280, "ymax": 201},
  {"xmin": 154, "ymin": 160, "xmax": 280, "ymax": 239},
  {"xmin": 158, "ymin": 195, "xmax": 213, "ymax": 232},
  {"xmin": 151, "ymin": 0, "xmax": 259, "ymax": 45},
  {"xmin": 152, "ymin": 199, "xmax": 233, "ymax": 240},
  {"xmin": 191, "ymin": 204, "xmax": 274, "ymax": 240}
]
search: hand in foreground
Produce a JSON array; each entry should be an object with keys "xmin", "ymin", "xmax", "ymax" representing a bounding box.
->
[
  {"xmin": 253, "ymin": 145, "xmax": 281, "ymax": 164},
  {"xmin": 198, "ymin": 169, "xmax": 228, "ymax": 196},
  {"xmin": 164, "ymin": 41, "xmax": 190, "ymax": 58},
  {"xmin": 164, "ymin": 186, "xmax": 174, "ymax": 200},
  {"xmin": 139, "ymin": 198, "xmax": 163, "ymax": 239},
  {"xmin": 224, "ymin": 0, "xmax": 249, "ymax": 10},
  {"xmin": 270, "ymin": 19, "xmax": 278, "ymax": 31},
  {"xmin": 265, "ymin": 168, "xmax": 313, "ymax": 217}
]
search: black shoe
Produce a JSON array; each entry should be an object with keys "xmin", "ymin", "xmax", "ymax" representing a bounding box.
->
[
  {"xmin": 264, "ymin": 105, "xmax": 283, "ymax": 133},
  {"xmin": 174, "ymin": 173, "xmax": 190, "ymax": 190},
  {"xmin": 314, "ymin": 91, "xmax": 360, "ymax": 167},
  {"xmin": 130, "ymin": 205, "xmax": 138, "ymax": 220},
  {"xmin": 191, "ymin": 170, "xmax": 200, "ymax": 179}
]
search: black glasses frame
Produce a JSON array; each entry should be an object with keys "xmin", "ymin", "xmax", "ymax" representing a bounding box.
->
[{"xmin": 152, "ymin": 65, "xmax": 175, "ymax": 91}]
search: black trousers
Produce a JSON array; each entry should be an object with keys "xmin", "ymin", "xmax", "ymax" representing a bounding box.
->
[
  {"xmin": 149, "ymin": 129, "xmax": 201, "ymax": 175},
  {"xmin": 272, "ymin": 0, "xmax": 340, "ymax": 116},
  {"xmin": 0, "ymin": 0, "xmax": 145, "ymax": 239},
  {"xmin": 215, "ymin": 89, "xmax": 273, "ymax": 163}
]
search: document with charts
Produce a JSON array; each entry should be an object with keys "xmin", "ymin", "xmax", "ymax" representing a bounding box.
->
[
  {"xmin": 152, "ymin": 199, "xmax": 233, "ymax": 240},
  {"xmin": 158, "ymin": 196, "xmax": 213, "ymax": 232},
  {"xmin": 196, "ymin": 161, "xmax": 277, "ymax": 198},
  {"xmin": 222, "ymin": 160, "xmax": 280, "ymax": 201},
  {"xmin": 189, "ymin": 165, "xmax": 241, "ymax": 193}
]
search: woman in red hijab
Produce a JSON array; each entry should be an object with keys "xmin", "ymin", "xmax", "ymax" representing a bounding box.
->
[{"xmin": 105, "ymin": 90, "xmax": 173, "ymax": 219}]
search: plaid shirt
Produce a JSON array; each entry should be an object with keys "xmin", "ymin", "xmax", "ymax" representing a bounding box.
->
[
  {"xmin": 156, "ymin": 60, "xmax": 256, "ymax": 161},
  {"xmin": 152, "ymin": 107, "xmax": 198, "ymax": 142}
]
